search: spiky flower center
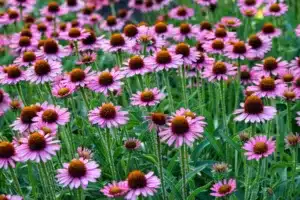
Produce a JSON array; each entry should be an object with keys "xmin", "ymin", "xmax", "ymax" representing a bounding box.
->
[
  {"xmin": 68, "ymin": 159, "xmax": 87, "ymax": 178},
  {"xmin": 156, "ymin": 50, "xmax": 172, "ymax": 64},
  {"xmin": 109, "ymin": 186, "xmax": 123, "ymax": 195},
  {"xmin": 200, "ymin": 21, "xmax": 212, "ymax": 31},
  {"xmin": 177, "ymin": 7, "xmax": 187, "ymax": 16},
  {"xmin": 48, "ymin": 2, "xmax": 60, "ymax": 13},
  {"xmin": 244, "ymin": 95, "xmax": 264, "ymax": 114},
  {"xmin": 212, "ymin": 39, "xmax": 225, "ymax": 50},
  {"xmin": 124, "ymin": 24, "xmax": 138, "ymax": 37},
  {"xmin": 8, "ymin": 10, "xmax": 19, "ymax": 19},
  {"xmin": 240, "ymin": 70, "xmax": 250, "ymax": 80},
  {"xmin": 100, "ymin": 103, "xmax": 116, "ymax": 119},
  {"xmin": 82, "ymin": 55, "xmax": 93, "ymax": 63},
  {"xmin": 34, "ymin": 60, "xmax": 51, "ymax": 76},
  {"xmin": 19, "ymin": 36, "xmax": 31, "ymax": 47},
  {"xmin": 179, "ymin": 23, "xmax": 191, "ymax": 34},
  {"xmin": 269, "ymin": 3, "xmax": 280, "ymax": 12},
  {"xmin": 151, "ymin": 112, "xmax": 166, "ymax": 125},
  {"xmin": 6, "ymin": 65, "xmax": 21, "ymax": 79},
  {"xmin": 67, "ymin": 0, "xmax": 77, "ymax": 6},
  {"xmin": 58, "ymin": 88, "xmax": 70, "ymax": 96},
  {"xmin": 263, "ymin": 57, "xmax": 278, "ymax": 71},
  {"xmin": 98, "ymin": 72, "xmax": 113, "ymax": 86},
  {"xmin": 128, "ymin": 170, "xmax": 147, "ymax": 189},
  {"xmin": 286, "ymin": 135, "xmax": 299, "ymax": 146},
  {"xmin": 245, "ymin": 0, "xmax": 256, "ymax": 6},
  {"xmin": 20, "ymin": 106, "xmax": 38, "ymax": 124},
  {"xmin": 42, "ymin": 109, "xmax": 58, "ymax": 123},
  {"xmin": 23, "ymin": 51, "xmax": 36, "ymax": 62},
  {"xmin": 215, "ymin": 28, "xmax": 227, "ymax": 38},
  {"xmin": 175, "ymin": 43, "xmax": 190, "ymax": 57},
  {"xmin": 196, "ymin": 42, "xmax": 204, "ymax": 52},
  {"xmin": 155, "ymin": 22, "xmax": 167, "ymax": 34},
  {"xmin": 117, "ymin": 9, "xmax": 128, "ymax": 18},
  {"xmin": 0, "ymin": 141, "xmax": 15, "ymax": 158},
  {"xmin": 140, "ymin": 91, "xmax": 155, "ymax": 102},
  {"xmin": 0, "ymin": 90, "xmax": 3, "ymax": 103},
  {"xmin": 233, "ymin": 41, "xmax": 247, "ymax": 54},
  {"xmin": 20, "ymin": 29, "xmax": 33, "ymax": 38},
  {"xmin": 171, "ymin": 116, "xmax": 189, "ymax": 135},
  {"xmin": 218, "ymin": 184, "xmax": 231, "ymax": 194},
  {"xmin": 253, "ymin": 141, "xmax": 268, "ymax": 154},
  {"xmin": 213, "ymin": 62, "xmax": 227, "ymax": 75},
  {"xmin": 68, "ymin": 28, "xmax": 81, "ymax": 38},
  {"xmin": 82, "ymin": 6, "xmax": 93, "ymax": 15},
  {"xmin": 125, "ymin": 140, "xmax": 137, "ymax": 150},
  {"xmin": 259, "ymin": 77, "xmax": 275, "ymax": 91},
  {"xmin": 110, "ymin": 33, "xmax": 125, "ymax": 47},
  {"xmin": 59, "ymin": 23, "xmax": 67, "ymax": 31},
  {"xmin": 106, "ymin": 15, "xmax": 117, "ymax": 26},
  {"xmin": 248, "ymin": 35, "xmax": 262, "ymax": 49},
  {"xmin": 284, "ymin": 91, "xmax": 296, "ymax": 100},
  {"xmin": 262, "ymin": 23, "xmax": 275, "ymax": 34},
  {"xmin": 70, "ymin": 68, "xmax": 85, "ymax": 82},
  {"xmin": 145, "ymin": 0, "xmax": 154, "ymax": 8},
  {"xmin": 44, "ymin": 39, "xmax": 59, "ymax": 54},
  {"xmin": 28, "ymin": 132, "xmax": 46, "ymax": 151},
  {"xmin": 283, "ymin": 73, "xmax": 294, "ymax": 82},
  {"xmin": 129, "ymin": 56, "xmax": 144, "ymax": 70}
]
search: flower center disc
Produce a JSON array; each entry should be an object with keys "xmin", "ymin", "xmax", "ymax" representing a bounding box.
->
[
  {"xmin": 110, "ymin": 34, "xmax": 125, "ymax": 47},
  {"xmin": 19, "ymin": 36, "xmax": 31, "ymax": 47},
  {"xmin": 244, "ymin": 95, "xmax": 264, "ymax": 114},
  {"xmin": 70, "ymin": 68, "xmax": 86, "ymax": 82},
  {"xmin": 6, "ymin": 65, "xmax": 21, "ymax": 79},
  {"xmin": 155, "ymin": 22, "xmax": 167, "ymax": 34},
  {"xmin": 100, "ymin": 104, "xmax": 117, "ymax": 119},
  {"xmin": 8, "ymin": 10, "xmax": 19, "ymax": 19},
  {"xmin": 48, "ymin": 2, "xmax": 59, "ymax": 13},
  {"xmin": 42, "ymin": 109, "xmax": 58, "ymax": 123},
  {"xmin": 262, "ymin": 23, "xmax": 275, "ymax": 33},
  {"xmin": 23, "ymin": 51, "xmax": 36, "ymax": 62},
  {"xmin": 20, "ymin": 106, "xmax": 37, "ymax": 124},
  {"xmin": 263, "ymin": 57, "xmax": 278, "ymax": 71},
  {"xmin": 68, "ymin": 159, "xmax": 87, "ymax": 178},
  {"xmin": 151, "ymin": 112, "xmax": 166, "ymax": 125},
  {"xmin": 98, "ymin": 72, "xmax": 113, "ymax": 86},
  {"xmin": 128, "ymin": 170, "xmax": 147, "ymax": 189},
  {"xmin": 109, "ymin": 186, "xmax": 123, "ymax": 195},
  {"xmin": 20, "ymin": 29, "xmax": 33, "ymax": 38},
  {"xmin": 0, "ymin": 91, "xmax": 3, "ymax": 103},
  {"xmin": 180, "ymin": 23, "xmax": 191, "ymax": 34},
  {"xmin": 200, "ymin": 21, "xmax": 212, "ymax": 31},
  {"xmin": 124, "ymin": 24, "xmax": 138, "ymax": 37},
  {"xmin": 253, "ymin": 141, "xmax": 268, "ymax": 154},
  {"xmin": 233, "ymin": 41, "xmax": 246, "ymax": 54},
  {"xmin": 67, "ymin": 0, "xmax": 77, "ymax": 6},
  {"xmin": 283, "ymin": 73, "xmax": 294, "ymax": 82},
  {"xmin": 28, "ymin": 132, "xmax": 46, "ymax": 151},
  {"xmin": 215, "ymin": 28, "xmax": 227, "ymax": 38},
  {"xmin": 68, "ymin": 28, "xmax": 81, "ymax": 38},
  {"xmin": 248, "ymin": 35, "xmax": 262, "ymax": 49},
  {"xmin": 218, "ymin": 184, "xmax": 232, "ymax": 194},
  {"xmin": 125, "ymin": 141, "xmax": 137, "ymax": 149},
  {"xmin": 240, "ymin": 70, "xmax": 250, "ymax": 80},
  {"xmin": 175, "ymin": 43, "xmax": 190, "ymax": 57},
  {"xmin": 44, "ymin": 39, "xmax": 59, "ymax": 54},
  {"xmin": 107, "ymin": 16, "xmax": 117, "ymax": 26},
  {"xmin": 270, "ymin": 3, "xmax": 280, "ymax": 12},
  {"xmin": 213, "ymin": 62, "xmax": 227, "ymax": 75},
  {"xmin": 177, "ymin": 7, "xmax": 187, "ymax": 16},
  {"xmin": 58, "ymin": 88, "xmax": 70, "ymax": 96},
  {"xmin": 245, "ymin": 0, "xmax": 256, "ymax": 6},
  {"xmin": 34, "ymin": 60, "xmax": 51, "ymax": 76},
  {"xmin": 0, "ymin": 141, "xmax": 15, "ymax": 158},
  {"xmin": 129, "ymin": 56, "xmax": 144, "ymax": 70},
  {"xmin": 140, "ymin": 91, "xmax": 155, "ymax": 102},
  {"xmin": 117, "ymin": 9, "xmax": 127, "ymax": 19},
  {"xmin": 171, "ymin": 116, "xmax": 189, "ymax": 135},
  {"xmin": 259, "ymin": 77, "xmax": 275, "ymax": 91},
  {"xmin": 212, "ymin": 39, "xmax": 225, "ymax": 50},
  {"xmin": 82, "ymin": 31, "xmax": 97, "ymax": 45},
  {"xmin": 156, "ymin": 50, "xmax": 172, "ymax": 64}
]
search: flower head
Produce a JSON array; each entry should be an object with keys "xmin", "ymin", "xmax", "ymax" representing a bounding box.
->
[
  {"xmin": 210, "ymin": 179, "xmax": 236, "ymax": 197},
  {"xmin": 243, "ymin": 135, "xmax": 275, "ymax": 160}
]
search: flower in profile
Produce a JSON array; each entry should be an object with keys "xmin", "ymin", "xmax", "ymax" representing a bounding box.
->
[
  {"xmin": 14, "ymin": 51, "xmax": 40, "ymax": 67},
  {"xmin": 146, "ymin": 112, "xmax": 167, "ymax": 131},
  {"xmin": 220, "ymin": 17, "xmax": 242, "ymax": 28},
  {"xmin": 40, "ymin": 1, "xmax": 68, "ymax": 17},
  {"xmin": 283, "ymin": 88, "xmax": 298, "ymax": 101},
  {"xmin": 125, "ymin": 170, "xmax": 160, "ymax": 200},
  {"xmin": 76, "ymin": 52, "xmax": 97, "ymax": 65},
  {"xmin": 292, "ymin": 76, "xmax": 300, "ymax": 94},
  {"xmin": 203, "ymin": 38, "xmax": 226, "ymax": 55},
  {"xmin": 131, "ymin": 88, "xmax": 165, "ymax": 107},
  {"xmin": 77, "ymin": 146, "xmax": 93, "ymax": 160},
  {"xmin": 247, "ymin": 34, "xmax": 272, "ymax": 59},
  {"xmin": 0, "ymin": 9, "xmax": 20, "ymax": 25},
  {"xmin": 62, "ymin": 0, "xmax": 84, "ymax": 12},
  {"xmin": 87, "ymin": 68, "xmax": 124, "ymax": 96},
  {"xmin": 237, "ymin": 0, "xmax": 263, "ymax": 8},
  {"xmin": 225, "ymin": 40, "xmax": 250, "ymax": 60},
  {"xmin": 0, "ymin": 89, "xmax": 11, "ymax": 116},
  {"xmin": 234, "ymin": 95, "xmax": 277, "ymax": 123},
  {"xmin": 123, "ymin": 24, "xmax": 140, "ymax": 40},
  {"xmin": 171, "ymin": 43, "xmax": 199, "ymax": 65},
  {"xmin": 212, "ymin": 162, "xmax": 229, "ymax": 173},
  {"xmin": 240, "ymin": 65, "xmax": 255, "ymax": 85},
  {"xmin": 26, "ymin": 59, "xmax": 62, "ymax": 84},
  {"xmin": 263, "ymin": 2, "xmax": 288, "ymax": 17},
  {"xmin": 240, "ymin": 7, "xmax": 257, "ymax": 17},
  {"xmin": 0, "ymin": 141, "xmax": 19, "ymax": 169},
  {"xmin": 206, "ymin": 27, "xmax": 236, "ymax": 41},
  {"xmin": 101, "ymin": 181, "xmax": 129, "ymax": 198},
  {"xmin": 252, "ymin": 57, "xmax": 288, "ymax": 77},
  {"xmin": 239, "ymin": 132, "xmax": 250, "ymax": 143},
  {"xmin": 0, "ymin": 194, "xmax": 23, "ymax": 200},
  {"xmin": 210, "ymin": 179, "xmax": 236, "ymax": 197},
  {"xmin": 173, "ymin": 23, "xmax": 198, "ymax": 41},
  {"xmin": 33, "ymin": 102, "xmax": 70, "ymax": 130},
  {"xmin": 141, "ymin": 0, "xmax": 156, "ymax": 12},
  {"xmin": 243, "ymin": 135, "xmax": 275, "ymax": 160},
  {"xmin": 259, "ymin": 22, "xmax": 281, "ymax": 38},
  {"xmin": 66, "ymin": 67, "xmax": 93, "ymax": 87},
  {"xmin": 169, "ymin": 6, "xmax": 194, "ymax": 21},
  {"xmin": 290, "ymin": 57, "xmax": 300, "ymax": 76},
  {"xmin": 88, "ymin": 103, "xmax": 129, "ymax": 128},
  {"xmin": 202, "ymin": 61, "xmax": 237, "ymax": 82},
  {"xmin": 151, "ymin": 21, "xmax": 174, "ymax": 39},
  {"xmin": 0, "ymin": 65, "xmax": 26, "ymax": 85},
  {"xmin": 285, "ymin": 134, "xmax": 299, "ymax": 148},
  {"xmin": 16, "ymin": 131, "xmax": 60, "ymax": 163},
  {"xmin": 296, "ymin": 25, "xmax": 300, "ymax": 37},
  {"xmin": 175, "ymin": 108, "xmax": 207, "ymax": 127},
  {"xmin": 124, "ymin": 138, "xmax": 142, "ymax": 151},
  {"xmin": 60, "ymin": 27, "xmax": 89, "ymax": 42},
  {"xmin": 100, "ymin": 15, "xmax": 124, "ymax": 32},
  {"xmin": 102, "ymin": 33, "xmax": 133, "ymax": 53},
  {"xmin": 37, "ymin": 38, "xmax": 70, "ymax": 61},
  {"xmin": 86, "ymin": 13, "xmax": 103, "ymax": 26},
  {"xmin": 117, "ymin": 9, "xmax": 134, "ymax": 21},
  {"xmin": 56, "ymin": 158, "xmax": 101, "ymax": 189},
  {"xmin": 52, "ymin": 83, "xmax": 76, "ymax": 98},
  {"xmin": 145, "ymin": 49, "xmax": 183, "ymax": 72},
  {"xmin": 10, "ymin": 35, "xmax": 38, "ymax": 54},
  {"xmin": 10, "ymin": 99, "xmax": 22, "ymax": 111},
  {"xmin": 123, "ymin": 55, "xmax": 151, "ymax": 77},
  {"xmin": 79, "ymin": 30, "xmax": 104, "ymax": 51},
  {"xmin": 77, "ymin": 5, "xmax": 94, "ymax": 21},
  {"xmin": 191, "ymin": 52, "xmax": 215, "ymax": 70},
  {"xmin": 11, "ymin": 105, "xmax": 42, "ymax": 133},
  {"xmin": 247, "ymin": 77, "xmax": 286, "ymax": 98}
]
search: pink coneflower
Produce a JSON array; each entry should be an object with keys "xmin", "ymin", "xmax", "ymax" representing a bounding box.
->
[
  {"xmin": 10, "ymin": 36, "xmax": 37, "ymax": 54},
  {"xmin": 145, "ymin": 49, "xmax": 183, "ymax": 72},
  {"xmin": 77, "ymin": 147, "xmax": 93, "ymax": 160},
  {"xmin": 65, "ymin": 67, "xmax": 93, "ymax": 87},
  {"xmin": 0, "ymin": 9, "xmax": 20, "ymax": 25},
  {"xmin": 220, "ymin": 17, "xmax": 242, "ymax": 28},
  {"xmin": 0, "ymin": 141, "xmax": 19, "ymax": 169},
  {"xmin": 259, "ymin": 22, "xmax": 281, "ymax": 38},
  {"xmin": 0, "ymin": 65, "xmax": 26, "ymax": 85},
  {"xmin": 285, "ymin": 134, "xmax": 300, "ymax": 148},
  {"xmin": 195, "ymin": 0, "xmax": 217, "ymax": 6},
  {"xmin": 141, "ymin": 0, "xmax": 156, "ymax": 12},
  {"xmin": 237, "ymin": 0, "xmax": 263, "ymax": 8},
  {"xmin": 56, "ymin": 158, "xmax": 101, "ymax": 189},
  {"xmin": 290, "ymin": 57, "xmax": 300, "ymax": 76},
  {"xmin": 243, "ymin": 135, "xmax": 275, "ymax": 160},
  {"xmin": 60, "ymin": 27, "xmax": 89, "ymax": 42},
  {"xmin": 252, "ymin": 57, "xmax": 288, "ymax": 77},
  {"xmin": 123, "ymin": 24, "xmax": 140, "ymax": 40},
  {"xmin": 100, "ymin": 15, "xmax": 124, "ymax": 32},
  {"xmin": 173, "ymin": 23, "xmax": 198, "ymax": 41},
  {"xmin": 40, "ymin": 1, "xmax": 68, "ymax": 17},
  {"xmin": 171, "ymin": 43, "xmax": 199, "ymax": 65},
  {"xmin": 125, "ymin": 170, "xmax": 160, "ymax": 200},
  {"xmin": 11, "ymin": 105, "xmax": 42, "ymax": 133},
  {"xmin": 124, "ymin": 138, "xmax": 142, "ymax": 151},
  {"xmin": 123, "ymin": 55, "xmax": 151, "ymax": 77},
  {"xmin": 240, "ymin": 65, "xmax": 256, "ymax": 85},
  {"xmin": 0, "ymin": 194, "xmax": 23, "ymax": 200},
  {"xmin": 102, "ymin": 33, "xmax": 133, "ymax": 53},
  {"xmin": 30, "ymin": 22, "xmax": 53, "ymax": 38},
  {"xmin": 175, "ymin": 108, "xmax": 207, "ymax": 127},
  {"xmin": 202, "ymin": 61, "xmax": 237, "ymax": 82},
  {"xmin": 146, "ymin": 112, "xmax": 167, "ymax": 131},
  {"xmin": 26, "ymin": 59, "xmax": 62, "ymax": 84},
  {"xmin": 32, "ymin": 102, "xmax": 70, "ymax": 130},
  {"xmin": 87, "ymin": 69, "xmax": 123, "ymax": 95},
  {"xmin": 88, "ymin": 103, "xmax": 129, "ymax": 128},
  {"xmin": 131, "ymin": 88, "xmax": 165, "ymax": 107},
  {"xmin": 14, "ymin": 51, "xmax": 40, "ymax": 67},
  {"xmin": 280, "ymin": 68, "xmax": 296, "ymax": 84},
  {"xmin": 11, "ymin": 0, "xmax": 35, "ymax": 7},
  {"xmin": 76, "ymin": 52, "xmax": 97, "ymax": 65},
  {"xmin": 62, "ymin": 0, "xmax": 84, "ymax": 12},
  {"xmin": 16, "ymin": 132, "xmax": 60, "ymax": 163},
  {"xmin": 210, "ymin": 179, "xmax": 236, "ymax": 197},
  {"xmin": 225, "ymin": 40, "xmax": 250, "ymax": 60},
  {"xmin": 296, "ymin": 25, "xmax": 300, "ymax": 37},
  {"xmin": 77, "ymin": 5, "xmax": 94, "ymax": 21},
  {"xmin": 263, "ymin": 3, "xmax": 288, "ymax": 17},
  {"xmin": 37, "ymin": 38, "xmax": 70, "ymax": 61},
  {"xmin": 191, "ymin": 52, "xmax": 215, "ymax": 70},
  {"xmin": 129, "ymin": 0, "xmax": 144, "ymax": 9},
  {"xmin": 152, "ymin": 21, "xmax": 174, "ymax": 39},
  {"xmin": 52, "ymin": 83, "xmax": 76, "ymax": 98},
  {"xmin": 159, "ymin": 113, "xmax": 205, "ymax": 147},
  {"xmin": 206, "ymin": 27, "xmax": 236, "ymax": 41},
  {"xmin": 79, "ymin": 30, "xmax": 104, "ymax": 51},
  {"xmin": 85, "ymin": 13, "xmax": 103, "ymax": 26},
  {"xmin": 292, "ymin": 77, "xmax": 300, "ymax": 94},
  {"xmin": 101, "ymin": 181, "xmax": 129, "ymax": 198},
  {"xmin": 0, "ymin": 89, "xmax": 11, "ymax": 115},
  {"xmin": 117, "ymin": 9, "xmax": 134, "ymax": 21},
  {"xmin": 282, "ymin": 88, "xmax": 299, "ymax": 101},
  {"xmin": 247, "ymin": 34, "xmax": 272, "ymax": 59},
  {"xmin": 169, "ymin": 6, "xmax": 194, "ymax": 21},
  {"xmin": 247, "ymin": 77, "xmax": 286, "ymax": 98},
  {"xmin": 240, "ymin": 7, "xmax": 257, "ymax": 17},
  {"xmin": 234, "ymin": 95, "xmax": 276, "ymax": 123},
  {"xmin": 203, "ymin": 39, "xmax": 226, "ymax": 55}
]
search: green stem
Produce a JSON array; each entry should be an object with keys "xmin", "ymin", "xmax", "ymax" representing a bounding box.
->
[
  {"xmin": 180, "ymin": 145, "xmax": 187, "ymax": 199},
  {"xmin": 163, "ymin": 71, "xmax": 174, "ymax": 111},
  {"xmin": 40, "ymin": 162, "xmax": 55, "ymax": 200},
  {"xmin": 46, "ymin": 82, "xmax": 56, "ymax": 104},
  {"xmin": 106, "ymin": 129, "xmax": 117, "ymax": 180},
  {"xmin": 181, "ymin": 66, "xmax": 188, "ymax": 108},
  {"xmin": 287, "ymin": 101, "xmax": 292, "ymax": 133},
  {"xmin": 80, "ymin": 88, "xmax": 90, "ymax": 110},
  {"xmin": 156, "ymin": 131, "xmax": 167, "ymax": 200},
  {"xmin": 16, "ymin": 83, "xmax": 27, "ymax": 106},
  {"xmin": 9, "ymin": 167, "xmax": 23, "ymax": 196}
]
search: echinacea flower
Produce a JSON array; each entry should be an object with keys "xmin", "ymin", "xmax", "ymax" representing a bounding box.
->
[
  {"xmin": 212, "ymin": 162, "xmax": 229, "ymax": 173},
  {"xmin": 247, "ymin": 34, "xmax": 272, "ymax": 59},
  {"xmin": 168, "ymin": 6, "xmax": 194, "ymax": 21},
  {"xmin": 52, "ymin": 83, "xmax": 76, "ymax": 98},
  {"xmin": 259, "ymin": 22, "xmax": 281, "ymax": 38},
  {"xmin": 191, "ymin": 52, "xmax": 215, "ymax": 70},
  {"xmin": 210, "ymin": 179, "xmax": 236, "ymax": 197},
  {"xmin": 26, "ymin": 59, "xmax": 62, "ymax": 84},
  {"xmin": 173, "ymin": 23, "xmax": 198, "ymax": 41},
  {"xmin": 171, "ymin": 43, "xmax": 199, "ymax": 65},
  {"xmin": 206, "ymin": 27, "xmax": 236, "ymax": 41},
  {"xmin": 290, "ymin": 57, "xmax": 300, "ymax": 76},
  {"xmin": 0, "ymin": 194, "xmax": 23, "ymax": 200},
  {"xmin": 131, "ymin": 88, "xmax": 165, "ymax": 107},
  {"xmin": 124, "ymin": 138, "xmax": 142, "ymax": 151},
  {"xmin": 77, "ymin": 147, "xmax": 93, "ymax": 160},
  {"xmin": 239, "ymin": 65, "xmax": 256, "ymax": 85},
  {"xmin": 10, "ymin": 99, "xmax": 22, "ymax": 111},
  {"xmin": 125, "ymin": 170, "xmax": 160, "ymax": 200},
  {"xmin": 146, "ymin": 112, "xmax": 167, "ymax": 131},
  {"xmin": 0, "ymin": 9, "xmax": 20, "ymax": 25},
  {"xmin": 66, "ymin": 67, "xmax": 93, "ymax": 87},
  {"xmin": 33, "ymin": 102, "xmax": 70, "ymax": 130},
  {"xmin": 234, "ymin": 95, "xmax": 277, "ymax": 123},
  {"xmin": 285, "ymin": 134, "xmax": 299, "ymax": 148},
  {"xmin": 123, "ymin": 55, "xmax": 151, "ymax": 77},
  {"xmin": 196, "ymin": 0, "xmax": 217, "ymax": 7},
  {"xmin": 237, "ymin": 0, "xmax": 263, "ymax": 8},
  {"xmin": 62, "ymin": 0, "xmax": 84, "ymax": 12},
  {"xmin": 202, "ymin": 61, "xmax": 237, "ymax": 82},
  {"xmin": 145, "ymin": 49, "xmax": 183, "ymax": 72},
  {"xmin": 56, "ymin": 158, "xmax": 101, "ymax": 189},
  {"xmin": 220, "ymin": 17, "xmax": 242, "ymax": 28},
  {"xmin": 0, "ymin": 65, "xmax": 26, "ymax": 85},
  {"xmin": 10, "ymin": 36, "xmax": 38, "ymax": 54},
  {"xmin": 40, "ymin": 1, "xmax": 68, "ymax": 17},
  {"xmin": 174, "ymin": 108, "xmax": 207, "ymax": 128},
  {"xmin": 225, "ymin": 40, "xmax": 250, "ymax": 60},
  {"xmin": 243, "ymin": 135, "xmax": 275, "ymax": 160},
  {"xmin": 101, "ymin": 181, "xmax": 129, "ymax": 198},
  {"xmin": 117, "ymin": 9, "xmax": 134, "ymax": 21},
  {"xmin": 100, "ymin": 15, "xmax": 124, "ymax": 32},
  {"xmin": 87, "ymin": 68, "xmax": 124, "ymax": 95},
  {"xmin": 76, "ymin": 52, "xmax": 97, "ymax": 65},
  {"xmin": 123, "ymin": 24, "xmax": 140, "ymax": 40},
  {"xmin": 252, "ymin": 57, "xmax": 288, "ymax": 77},
  {"xmin": 151, "ymin": 21, "xmax": 174, "ymax": 39},
  {"xmin": 0, "ymin": 141, "xmax": 19, "ymax": 169},
  {"xmin": 79, "ymin": 30, "xmax": 104, "ymax": 51},
  {"xmin": 14, "ymin": 51, "xmax": 40, "ymax": 67},
  {"xmin": 16, "ymin": 132, "xmax": 60, "ymax": 163},
  {"xmin": 240, "ymin": 7, "xmax": 257, "ymax": 17},
  {"xmin": 88, "ymin": 103, "xmax": 129, "ymax": 128},
  {"xmin": 263, "ymin": 3, "xmax": 288, "ymax": 17},
  {"xmin": 77, "ymin": 5, "xmax": 94, "ymax": 21},
  {"xmin": 60, "ymin": 27, "xmax": 90, "ymax": 42},
  {"xmin": 283, "ymin": 88, "xmax": 299, "ymax": 101},
  {"xmin": 247, "ymin": 77, "xmax": 286, "ymax": 98},
  {"xmin": 102, "ymin": 33, "xmax": 133, "ymax": 53},
  {"xmin": 37, "ymin": 38, "xmax": 70, "ymax": 61},
  {"xmin": 203, "ymin": 38, "xmax": 226, "ymax": 55},
  {"xmin": 0, "ymin": 89, "xmax": 11, "ymax": 115}
]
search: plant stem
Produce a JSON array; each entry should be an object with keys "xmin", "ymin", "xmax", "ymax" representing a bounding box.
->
[
  {"xmin": 106, "ymin": 129, "xmax": 117, "ymax": 180},
  {"xmin": 80, "ymin": 88, "xmax": 90, "ymax": 110},
  {"xmin": 16, "ymin": 83, "xmax": 27, "ymax": 106},
  {"xmin": 163, "ymin": 71, "xmax": 174, "ymax": 111},
  {"xmin": 287, "ymin": 101, "xmax": 292, "ymax": 133},
  {"xmin": 156, "ymin": 131, "xmax": 167, "ymax": 200},
  {"xmin": 9, "ymin": 167, "xmax": 23, "ymax": 196},
  {"xmin": 180, "ymin": 66, "xmax": 188, "ymax": 108},
  {"xmin": 180, "ymin": 145, "xmax": 187, "ymax": 199}
]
